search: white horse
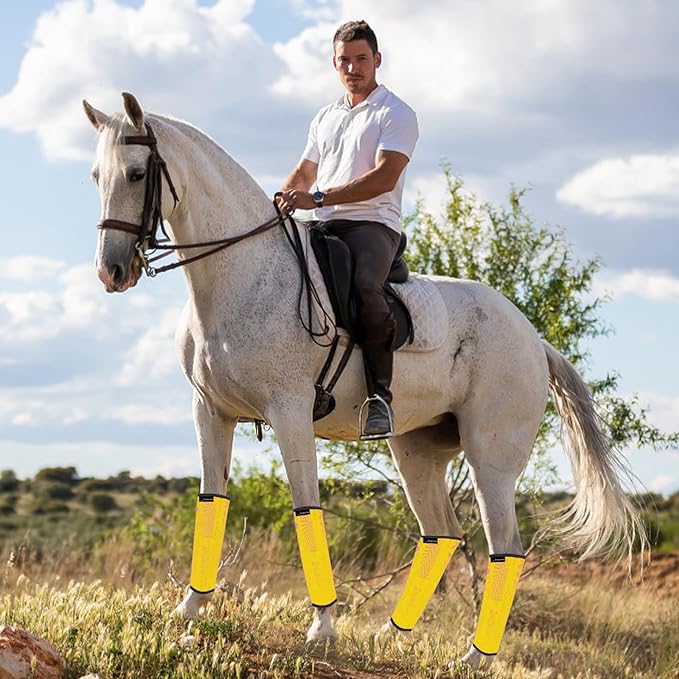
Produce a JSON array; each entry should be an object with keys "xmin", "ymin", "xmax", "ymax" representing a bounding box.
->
[{"xmin": 83, "ymin": 93, "xmax": 644, "ymax": 669}]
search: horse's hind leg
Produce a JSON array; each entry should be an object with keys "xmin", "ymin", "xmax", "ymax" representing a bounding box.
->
[
  {"xmin": 459, "ymin": 414, "xmax": 541, "ymax": 670},
  {"xmin": 386, "ymin": 419, "xmax": 464, "ymax": 632}
]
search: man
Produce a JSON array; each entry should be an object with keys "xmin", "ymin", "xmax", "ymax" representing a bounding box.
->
[{"xmin": 277, "ymin": 20, "xmax": 418, "ymax": 438}]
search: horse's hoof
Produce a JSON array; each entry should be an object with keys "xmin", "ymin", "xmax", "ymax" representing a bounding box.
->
[
  {"xmin": 172, "ymin": 590, "xmax": 211, "ymax": 620},
  {"xmin": 376, "ymin": 621, "xmax": 412, "ymax": 652},
  {"xmin": 171, "ymin": 602, "xmax": 189, "ymax": 620},
  {"xmin": 305, "ymin": 606, "xmax": 338, "ymax": 646},
  {"xmin": 305, "ymin": 623, "xmax": 339, "ymax": 644},
  {"xmin": 461, "ymin": 646, "xmax": 493, "ymax": 670}
]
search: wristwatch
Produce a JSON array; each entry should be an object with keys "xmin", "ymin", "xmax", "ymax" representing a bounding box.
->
[{"xmin": 312, "ymin": 190, "xmax": 325, "ymax": 208}]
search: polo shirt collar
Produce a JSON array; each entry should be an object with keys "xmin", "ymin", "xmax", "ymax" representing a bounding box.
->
[{"xmin": 337, "ymin": 84, "xmax": 387, "ymax": 111}]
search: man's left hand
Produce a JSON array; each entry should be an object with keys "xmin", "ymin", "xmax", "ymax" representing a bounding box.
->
[{"xmin": 276, "ymin": 189, "xmax": 316, "ymax": 214}]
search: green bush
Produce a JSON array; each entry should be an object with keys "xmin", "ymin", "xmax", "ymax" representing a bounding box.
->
[
  {"xmin": 34, "ymin": 467, "xmax": 78, "ymax": 485},
  {"xmin": 76, "ymin": 478, "xmax": 115, "ymax": 495},
  {"xmin": 34, "ymin": 481, "xmax": 74, "ymax": 501},
  {"xmin": 29, "ymin": 499, "xmax": 70, "ymax": 515},
  {"xmin": 0, "ymin": 470, "xmax": 19, "ymax": 493},
  {"xmin": 89, "ymin": 493, "xmax": 118, "ymax": 513},
  {"xmin": 0, "ymin": 494, "xmax": 17, "ymax": 515}
]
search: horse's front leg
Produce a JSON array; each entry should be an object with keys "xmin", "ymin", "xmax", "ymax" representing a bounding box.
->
[
  {"xmin": 270, "ymin": 405, "xmax": 338, "ymax": 645},
  {"xmin": 173, "ymin": 391, "xmax": 236, "ymax": 620}
]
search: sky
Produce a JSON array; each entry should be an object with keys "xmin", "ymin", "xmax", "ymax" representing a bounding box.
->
[{"xmin": 0, "ymin": 1, "xmax": 677, "ymax": 494}]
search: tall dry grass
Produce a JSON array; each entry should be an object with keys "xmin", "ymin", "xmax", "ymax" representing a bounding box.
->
[{"xmin": 1, "ymin": 526, "xmax": 677, "ymax": 678}]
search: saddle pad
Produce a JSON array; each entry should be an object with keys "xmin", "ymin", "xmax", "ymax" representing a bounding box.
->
[{"xmin": 392, "ymin": 274, "xmax": 448, "ymax": 352}]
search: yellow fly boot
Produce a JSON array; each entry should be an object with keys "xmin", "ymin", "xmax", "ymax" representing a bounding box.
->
[
  {"xmin": 473, "ymin": 554, "xmax": 526, "ymax": 656},
  {"xmin": 189, "ymin": 494, "xmax": 230, "ymax": 594},
  {"xmin": 294, "ymin": 507, "xmax": 337, "ymax": 607},
  {"xmin": 390, "ymin": 536, "xmax": 460, "ymax": 631}
]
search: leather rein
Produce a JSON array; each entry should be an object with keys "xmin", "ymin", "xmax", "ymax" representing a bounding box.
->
[{"xmin": 97, "ymin": 121, "xmax": 285, "ymax": 277}]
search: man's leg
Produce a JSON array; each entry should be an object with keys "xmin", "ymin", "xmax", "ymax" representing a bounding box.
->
[{"xmin": 326, "ymin": 220, "xmax": 400, "ymax": 437}]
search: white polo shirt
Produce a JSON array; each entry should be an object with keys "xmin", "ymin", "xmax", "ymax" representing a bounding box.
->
[{"xmin": 301, "ymin": 84, "xmax": 418, "ymax": 233}]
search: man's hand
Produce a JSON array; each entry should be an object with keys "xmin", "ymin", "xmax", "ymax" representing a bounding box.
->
[{"xmin": 276, "ymin": 189, "xmax": 316, "ymax": 215}]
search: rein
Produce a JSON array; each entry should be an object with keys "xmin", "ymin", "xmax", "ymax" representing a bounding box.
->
[
  {"xmin": 97, "ymin": 121, "xmax": 285, "ymax": 277},
  {"xmin": 97, "ymin": 120, "xmax": 335, "ymax": 344}
]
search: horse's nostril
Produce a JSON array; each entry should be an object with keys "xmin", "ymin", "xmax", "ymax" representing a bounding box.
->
[{"xmin": 112, "ymin": 264, "xmax": 124, "ymax": 286}]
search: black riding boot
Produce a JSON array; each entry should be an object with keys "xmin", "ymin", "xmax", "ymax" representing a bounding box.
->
[{"xmin": 360, "ymin": 341, "xmax": 394, "ymax": 439}]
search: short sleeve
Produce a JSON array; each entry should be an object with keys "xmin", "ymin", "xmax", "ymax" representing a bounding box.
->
[
  {"xmin": 377, "ymin": 105, "xmax": 419, "ymax": 159},
  {"xmin": 301, "ymin": 115, "xmax": 321, "ymax": 164}
]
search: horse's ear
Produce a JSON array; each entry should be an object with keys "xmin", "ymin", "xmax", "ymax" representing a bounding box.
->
[
  {"xmin": 83, "ymin": 99, "xmax": 109, "ymax": 132},
  {"xmin": 122, "ymin": 92, "xmax": 145, "ymax": 131}
]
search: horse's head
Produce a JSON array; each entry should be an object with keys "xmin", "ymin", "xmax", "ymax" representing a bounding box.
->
[{"xmin": 83, "ymin": 92, "xmax": 156, "ymax": 292}]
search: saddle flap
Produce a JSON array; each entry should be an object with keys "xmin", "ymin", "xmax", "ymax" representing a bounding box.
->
[{"xmin": 309, "ymin": 224, "xmax": 356, "ymax": 336}]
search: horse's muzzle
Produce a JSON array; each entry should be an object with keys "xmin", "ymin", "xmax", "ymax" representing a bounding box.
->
[{"xmin": 97, "ymin": 256, "xmax": 141, "ymax": 293}]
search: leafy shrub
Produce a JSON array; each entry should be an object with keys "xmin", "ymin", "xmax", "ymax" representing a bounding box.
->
[
  {"xmin": 29, "ymin": 499, "xmax": 70, "ymax": 514},
  {"xmin": 34, "ymin": 467, "xmax": 78, "ymax": 485},
  {"xmin": 34, "ymin": 481, "xmax": 74, "ymax": 501},
  {"xmin": 0, "ymin": 494, "xmax": 17, "ymax": 515},
  {"xmin": 76, "ymin": 479, "xmax": 115, "ymax": 495},
  {"xmin": 0, "ymin": 470, "xmax": 19, "ymax": 493},
  {"xmin": 89, "ymin": 493, "xmax": 118, "ymax": 513}
]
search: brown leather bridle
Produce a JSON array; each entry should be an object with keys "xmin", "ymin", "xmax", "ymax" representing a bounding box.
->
[{"xmin": 97, "ymin": 121, "xmax": 285, "ymax": 277}]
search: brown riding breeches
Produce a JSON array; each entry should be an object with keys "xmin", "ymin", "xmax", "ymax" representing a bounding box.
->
[{"xmin": 321, "ymin": 219, "xmax": 401, "ymax": 345}]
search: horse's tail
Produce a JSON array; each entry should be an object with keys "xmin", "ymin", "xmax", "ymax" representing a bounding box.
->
[{"xmin": 542, "ymin": 341, "xmax": 647, "ymax": 561}]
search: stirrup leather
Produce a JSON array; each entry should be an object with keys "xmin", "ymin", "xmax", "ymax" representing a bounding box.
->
[{"xmin": 358, "ymin": 394, "xmax": 394, "ymax": 440}]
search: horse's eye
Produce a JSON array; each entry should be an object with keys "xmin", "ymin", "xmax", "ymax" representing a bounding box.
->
[
  {"xmin": 91, "ymin": 169, "xmax": 99, "ymax": 185},
  {"xmin": 128, "ymin": 169, "xmax": 146, "ymax": 183}
]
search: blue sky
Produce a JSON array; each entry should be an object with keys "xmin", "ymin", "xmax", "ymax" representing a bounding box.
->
[{"xmin": 0, "ymin": 1, "xmax": 677, "ymax": 493}]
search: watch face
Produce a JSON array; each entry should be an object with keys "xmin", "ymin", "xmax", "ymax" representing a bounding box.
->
[{"xmin": 313, "ymin": 191, "xmax": 324, "ymax": 202}]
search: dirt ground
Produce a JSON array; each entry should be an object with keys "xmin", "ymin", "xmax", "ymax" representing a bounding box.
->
[{"xmin": 537, "ymin": 551, "xmax": 679, "ymax": 597}]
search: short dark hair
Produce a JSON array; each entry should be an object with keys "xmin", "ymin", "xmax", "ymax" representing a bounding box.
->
[{"xmin": 333, "ymin": 20, "xmax": 378, "ymax": 55}]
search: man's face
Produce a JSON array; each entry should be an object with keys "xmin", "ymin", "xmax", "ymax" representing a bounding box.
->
[{"xmin": 333, "ymin": 39, "xmax": 381, "ymax": 96}]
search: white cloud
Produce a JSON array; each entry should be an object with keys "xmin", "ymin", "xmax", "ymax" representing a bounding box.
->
[
  {"xmin": 289, "ymin": 0, "xmax": 339, "ymax": 23},
  {"xmin": 273, "ymin": 1, "xmax": 679, "ymax": 114},
  {"xmin": 637, "ymin": 392, "xmax": 679, "ymax": 434},
  {"xmin": 557, "ymin": 153, "xmax": 679, "ymax": 218},
  {"xmin": 649, "ymin": 474, "xmax": 678, "ymax": 495},
  {"xmin": 0, "ymin": 373, "xmax": 192, "ymax": 431},
  {"xmin": 596, "ymin": 269, "xmax": 679, "ymax": 302},
  {"xmin": 5, "ymin": 1, "xmax": 679, "ymax": 163},
  {"xmin": 0, "ymin": 264, "xmax": 106, "ymax": 341},
  {"xmin": 0, "ymin": 0, "xmax": 281, "ymax": 161},
  {"xmin": 115, "ymin": 306, "xmax": 182, "ymax": 386},
  {"xmin": 0, "ymin": 260, "xmax": 191, "ymax": 430},
  {"xmin": 0, "ymin": 256, "xmax": 65, "ymax": 281}
]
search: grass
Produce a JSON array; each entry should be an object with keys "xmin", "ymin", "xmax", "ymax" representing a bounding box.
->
[
  {"xmin": 1, "ymin": 478, "xmax": 678, "ymax": 677},
  {"xmin": 1, "ymin": 547, "xmax": 677, "ymax": 679}
]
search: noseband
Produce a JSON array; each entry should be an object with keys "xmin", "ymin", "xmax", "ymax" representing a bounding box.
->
[{"xmin": 97, "ymin": 121, "xmax": 285, "ymax": 277}]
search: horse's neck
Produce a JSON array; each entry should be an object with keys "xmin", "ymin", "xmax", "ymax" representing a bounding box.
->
[{"xmin": 153, "ymin": 116, "xmax": 294, "ymax": 317}]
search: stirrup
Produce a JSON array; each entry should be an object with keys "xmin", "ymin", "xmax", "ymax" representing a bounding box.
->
[{"xmin": 358, "ymin": 394, "xmax": 394, "ymax": 440}]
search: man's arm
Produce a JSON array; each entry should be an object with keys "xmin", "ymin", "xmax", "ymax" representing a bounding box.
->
[
  {"xmin": 277, "ymin": 150, "xmax": 408, "ymax": 213},
  {"xmin": 323, "ymin": 150, "xmax": 408, "ymax": 206},
  {"xmin": 281, "ymin": 158, "xmax": 319, "ymax": 193}
]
